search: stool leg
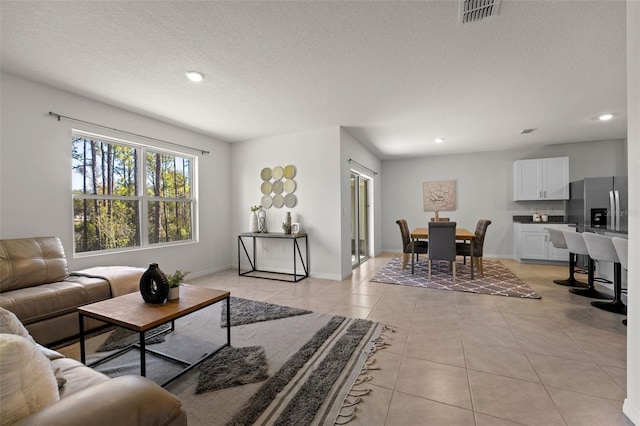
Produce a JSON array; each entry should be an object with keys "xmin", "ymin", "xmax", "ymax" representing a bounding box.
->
[
  {"xmin": 554, "ymin": 252, "xmax": 588, "ymax": 287},
  {"xmin": 591, "ymin": 263, "xmax": 627, "ymax": 315},
  {"xmin": 569, "ymin": 257, "xmax": 612, "ymax": 299}
]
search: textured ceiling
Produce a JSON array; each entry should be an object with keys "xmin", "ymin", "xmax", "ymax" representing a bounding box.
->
[{"xmin": 0, "ymin": 1, "xmax": 627, "ymax": 159}]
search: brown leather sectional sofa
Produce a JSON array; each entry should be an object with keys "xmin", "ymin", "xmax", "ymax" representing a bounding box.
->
[
  {"xmin": 1, "ymin": 236, "xmax": 116, "ymax": 345},
  {"xmin": 1, "ymin": 237, "xmax": 188, "ymax": 425}
]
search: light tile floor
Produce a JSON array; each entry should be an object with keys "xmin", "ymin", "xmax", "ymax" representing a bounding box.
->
[{"xmin": 189, "ymin": 254, "xmax": 630, "ymax": 426}]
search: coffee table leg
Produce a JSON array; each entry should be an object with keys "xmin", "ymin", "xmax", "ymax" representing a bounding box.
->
[
  {"xmin": 139, "ymin": 331, "xmax": 146, "ymax": 377},
  {"xmin": 79, "ymin": 313, "xmax": 86, "ymax": 364}
]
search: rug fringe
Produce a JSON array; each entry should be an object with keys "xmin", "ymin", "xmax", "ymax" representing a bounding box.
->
[{"xmin": 334, "ymin": 324, "xmax": 392, "ymax": 425}]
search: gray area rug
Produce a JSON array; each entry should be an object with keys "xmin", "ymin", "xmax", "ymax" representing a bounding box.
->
[
  {"xmin": 196, "ymin": 345, "xmax": 268, "ymax": 394},
  {"xmin": 59, "ymin": 297, "xmax": 385, "ymax": 426},
  {"xmin": 222, "ymin": 296, "xmax": 312, "ymax": 327},
  {"xmin": 97, "ymin": 324, "xmax": 170, "ymax": 352}
]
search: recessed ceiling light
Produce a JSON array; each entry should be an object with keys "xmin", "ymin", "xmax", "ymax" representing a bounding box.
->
[
  {"xmin": 599, "ymin": 114, "xmax": 614, "ymax": 121},
  {"xmin": 185, "ymin": 71, "xmax": 204, "ymax": 82},
  {"xmin": 434, "ymin": 138, "xmax": 444, "ymax": 144}
]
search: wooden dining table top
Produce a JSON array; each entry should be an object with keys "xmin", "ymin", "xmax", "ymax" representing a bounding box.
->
[{"xmin": 411, "ymin": 227, "xmax": 475, "ymax": 240}]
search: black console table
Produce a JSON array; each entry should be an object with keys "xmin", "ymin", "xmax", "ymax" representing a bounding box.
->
[{"xmin": 238, "ymin": 232, "xmax": 309, "ymax": 282}]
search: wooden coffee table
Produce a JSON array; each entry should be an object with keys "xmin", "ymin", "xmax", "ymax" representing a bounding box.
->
[{"xmin": 78, "ymin": 284, "xmax": 230, "ymax": 387}]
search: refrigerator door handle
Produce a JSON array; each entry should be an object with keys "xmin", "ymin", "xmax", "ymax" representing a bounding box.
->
[
  {"xmin": 609, "ymin": 190, "xmax": 615, "ymax": 229},
  {"xmin": 614, "ymin": 190, "xmax": 620, "ymax": 230}
]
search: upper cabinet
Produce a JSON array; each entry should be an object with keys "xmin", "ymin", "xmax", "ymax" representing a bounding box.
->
[{"xmin": 513, "ymin": 157, "xmax": 569, "ymax": 201}]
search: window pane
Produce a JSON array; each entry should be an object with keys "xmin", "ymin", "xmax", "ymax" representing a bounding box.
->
[
  {"xmin": 74, "ymin": 198, "xmax": 140, "ymax": 252},
  {"xmin": 147, "ymin": 201, "xmax": 193, "ymax": 244},
  {"xmin": 72, "ymin": 137, "xmax": 137, "ymax": 196},
  {"xmin": 145, "ymin": 151, "xmax": 192, "ymax": 198}
]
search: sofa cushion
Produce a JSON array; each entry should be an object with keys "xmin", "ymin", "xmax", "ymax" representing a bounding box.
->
[
  {"xmin": 52, "ymin": 358, "xmax": 110, "ymax": 399},
  {"xmin": 0, "ymin": 277, "xmax": 111, "ymax": 326},
  {"xmin": 0, "ymin": 237, "xmax": 69, "ymax": 292},
  {"xmin": 0, "ymin": 306, "xmax": 36, "ymax": 343},
  {"xmin": 0, "ymin": 334, "xmax": 60, "ymax": 426}
]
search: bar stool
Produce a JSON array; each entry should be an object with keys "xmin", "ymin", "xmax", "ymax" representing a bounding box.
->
[
  {"xmin": 582, "ymin": 233, "xmax": 626, "ymax": 315},
  {"xmin": 611, "ymin": 237, "xmax": 628, "ymax": 325},
  {"xmin": 562, "ymin": 231, "xmax": 612, "ymax": 300},
  {"xmin": 546, "ymin": 228, "xmax": 587, "ymax": 287}
]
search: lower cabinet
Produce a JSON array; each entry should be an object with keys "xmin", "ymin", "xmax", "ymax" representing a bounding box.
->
[{"xmin": 514, "ymin": 223, "xmax": 571, "ymax": 262}]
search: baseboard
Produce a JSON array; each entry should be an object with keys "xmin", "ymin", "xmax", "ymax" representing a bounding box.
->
[
  {"xmin": 189, "ymin": 264, "xmax": 233, "ymax": 279},
  {"xmin": 623, "ymin": 398, "xmax": 640, "ymax": 425}
]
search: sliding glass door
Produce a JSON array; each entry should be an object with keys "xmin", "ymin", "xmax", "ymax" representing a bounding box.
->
[{"xmin": 351, "ymin": 172, "xmax": 370, "ymax": 267}]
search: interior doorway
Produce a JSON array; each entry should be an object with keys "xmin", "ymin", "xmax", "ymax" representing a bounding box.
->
[{"xmin": 351, "ymin": 172, "xmax": 370, "ymax": 267}]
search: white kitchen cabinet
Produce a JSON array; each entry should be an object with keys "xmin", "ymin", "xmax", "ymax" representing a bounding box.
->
[
  {"xmin": 513, "ymin": 157, "xmax": 569, "ymax": 201},
  {"xmin": 514, "ymin": 223, "xmax": 571, "ymax": 262}
]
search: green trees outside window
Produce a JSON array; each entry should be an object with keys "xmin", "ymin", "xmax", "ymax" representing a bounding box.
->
[{"xmin": 72, "ymin": 134, "xmax": 195, "ymax": 253}]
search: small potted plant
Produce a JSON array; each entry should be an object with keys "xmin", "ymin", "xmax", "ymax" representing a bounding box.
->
[{"xmin": 167, "ymin": 270, "xmax": 190, "ymax": 300}]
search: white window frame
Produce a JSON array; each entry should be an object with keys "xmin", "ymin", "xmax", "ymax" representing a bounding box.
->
[{"xmin": 72, "ymin": 130, "xmax": 198, "ymax": 256}]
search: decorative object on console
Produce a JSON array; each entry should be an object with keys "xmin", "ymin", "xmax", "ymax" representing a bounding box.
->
[
  {"xmin": 283, "ymin": 212, "xmax": 292, "ymax": 234},
  {"xmin": 166, "ymin": 270, "xmax": 190, "ymax": 300},
  {"xmin": 139, "ymin": 263, "xmax": 169, "ymax": 304},
  {"xmin": 260, "ymin": 165, "xmax": 297, "ymax": 209},
  {"xmin": 423, "ymin": 180, "xmax": 457, "ymax": 216},
  {"xmin": 291, "ymin": 222, "xmax": 300, "ymax": 233},
  {"xmin": 250, "ymin": 205, "xmax": 260, "ymax": 233},
  {"xmin": 257, "ymin": 209, "xmax": 268, "ymax": 233}
]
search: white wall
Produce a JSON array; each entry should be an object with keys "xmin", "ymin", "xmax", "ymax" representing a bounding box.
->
[
  {"xmin": 0, "ymin": 73, "xmax": 232, "ymax": 276},
  {"xmin": 623, "ymin": 1, "xmax": 639, "ymax": 423},
  {"xmin": 230, "ymin": 127, "xmax": 344, "ymax": 280},
  {"xmin": 340, "ymin": 128, "xmax": 382, "ymax": 278},
  {"xmin": 381, "ymin": 140, "xmax": 627, "ymax": 257}
]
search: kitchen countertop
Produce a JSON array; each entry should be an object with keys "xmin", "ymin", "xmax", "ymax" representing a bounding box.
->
[
  {"xmin": 569, "ymin": 224, "xmax": 628, "ymax": 236},
  {"xmin": 512, "ymin": 215, "xmax": 567, "ymax": 224}
]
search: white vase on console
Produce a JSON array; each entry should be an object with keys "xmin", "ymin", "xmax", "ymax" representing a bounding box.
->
[{"xmin": 250, "ymin": 212, "xmax": 258, "ymax": 233}]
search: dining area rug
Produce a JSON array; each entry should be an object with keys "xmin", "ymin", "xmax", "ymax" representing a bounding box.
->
[{"xmin": 371, "ymin": 256, "xmax": 541, "ymax": 299}]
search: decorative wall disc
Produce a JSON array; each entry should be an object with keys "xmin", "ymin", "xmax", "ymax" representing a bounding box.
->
[
  {"xmin": 261, "ymin": 195, "xmax": 273, "ymax": 209},
  {"xmin": 272, "ymin": 166, "xmax": 284, "ymax": 180},
  {"xmin": 284, "ymin": 193, "xmax": 297, "ymax": 208},
  {"xmin": 260, "ymin": 181, "xmax": 272, "ymax": 195},
  {"xmin": 272, "ymin": 194, "xmax": 284, "ymax": 208},
  {"xmin": 272, "ymin": 180, "xmax": 283, "ymax": 194},
  {"xmin": 260, "ymin": 168, "xmax": 272, "ymax": 181},
  {"xmin": 283, "ymin": 179, "xmax": 296, "ymax": 193},
  {"xmin": 283, "ymin": 165, "xmax": 296, "ymax": 179}
]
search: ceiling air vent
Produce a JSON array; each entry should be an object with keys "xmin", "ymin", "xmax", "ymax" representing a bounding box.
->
[{"xmin": 460, "ymin": 0, "xmax": 501, "ymax": 24}]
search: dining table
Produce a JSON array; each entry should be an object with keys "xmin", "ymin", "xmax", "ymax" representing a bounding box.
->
[{"xmin": 410, "ymin": 227, "xmax": 476, "ymax": 279}]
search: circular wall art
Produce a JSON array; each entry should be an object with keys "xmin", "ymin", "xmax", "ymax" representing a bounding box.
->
[
  {"xmin": 259, "ymin": 165, "xmax": 297, "ymax": 209},
  {"xmin": 272, "ymin": 166, "xmax": 284, "ymax": 180},
  {"xmin": 260, "ymin": 181, "xmax": 272, "ymax": 195},
  {"xmin": 272, "ymin": 194, "xmax": 285, "ymax": 208},
  {"xmin": 272, "ymin": 180, "xmax": 284, "ymax": 194},
  {"xmin": 284, "ymin": 193, "xmax": 297, "ymax": 208},
  {"xmin": 261, "ymin": 194, "xmax": 273, "ymax": 209},
  {"xmin": 283, "ymin": 179, "xmax": 296, "ymax": 193},
  {"xmin": 260, "ymin": 167, "xmax": 272, "ymax": 181},
  {"xmin": 283, "ymin": 165, "xmax": 296, "ymax": 179}
]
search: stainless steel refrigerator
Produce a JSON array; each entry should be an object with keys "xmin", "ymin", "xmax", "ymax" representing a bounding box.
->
[{"xmin": 566, "ymin": 176, "xmax": 628, "ymax": 232}]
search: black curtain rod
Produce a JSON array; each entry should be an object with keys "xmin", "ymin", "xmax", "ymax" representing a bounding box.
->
[
  {"xmin": 348, "ymin": 158, "xmax": 378, "ymax": 175},
  {"xmin": 48, "ymin": 111, "xmax": 210, "ymax": 155}
]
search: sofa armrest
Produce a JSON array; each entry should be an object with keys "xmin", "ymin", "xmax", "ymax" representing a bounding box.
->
[{"xmin": 15, "ymin": 375, "xmax": 187, "ymax": 426}]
